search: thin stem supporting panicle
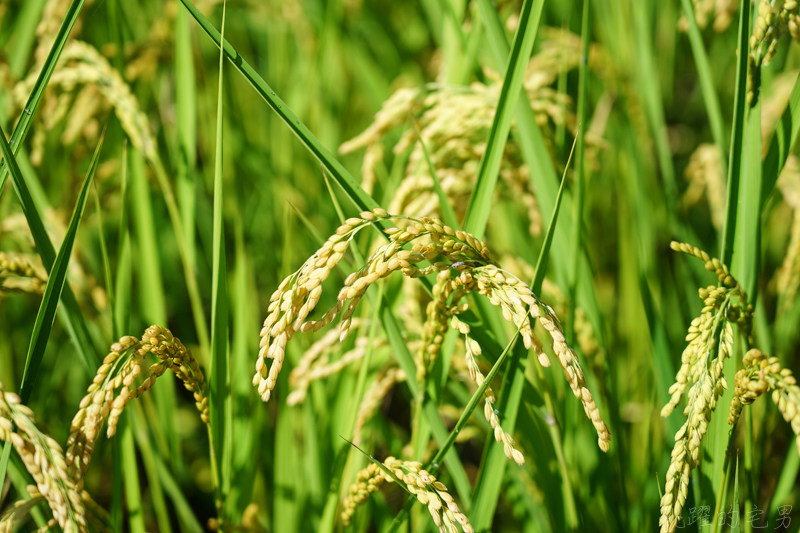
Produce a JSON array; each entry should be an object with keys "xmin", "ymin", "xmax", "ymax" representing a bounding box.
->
[{"xmin": 257, "ymin": 210, "xmax": 610, "ymax": 471}]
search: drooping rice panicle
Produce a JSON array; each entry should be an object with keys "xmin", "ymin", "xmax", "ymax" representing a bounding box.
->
[
  {"xmin": 0, "ymin": 384, "xmax": 87, "ymax": 532},
  {"xmin": 659, "ymin": 242, "xmax": 755, "ymax": 532},
  {"xmin": 341, "ymin": 456, "xmax": 473, "ymax": 532},
  {"xmin": 728, "ymin": 349, "xmax": 800, "ymax": 455},
  {"xmin": 66, "ymin": 326, "xmax": 209, "ymax": 486},
  {"xmin": 257, "ymin": 211, "xmax": 611, "ymax": 461}
]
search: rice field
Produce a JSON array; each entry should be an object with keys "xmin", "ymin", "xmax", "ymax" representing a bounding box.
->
[{"xmin": 0, "ymin": 0, "xmax": 800, "ymax": 532}]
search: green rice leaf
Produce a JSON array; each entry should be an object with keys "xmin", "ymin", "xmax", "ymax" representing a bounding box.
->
[
  {"xmin": 0, "ymin": 0, "xmax": 86, "ymax": 190},
  {"xmin": 720, "ymin": 0, "xmax": 751, "ymax": 266},
  {"xmin": 0, "ymin": 127, "xmax": 103, "ymax": 490},
  {"xmin": 463, "ymin": 0, "xmax": 544, "ymax": 241},
  {"xmin": 209, "ymin": 1, "xmax": 232, "ymax": 522}
]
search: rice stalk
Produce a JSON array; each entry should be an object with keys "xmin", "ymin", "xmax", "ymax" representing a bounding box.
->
[
  {"xmin": 255, "ymin": 209, "xmax": 611, "ymax": 467},
  {"xmin": 659, "ymin": 242, "xmax": 755, "ymax": 532}
]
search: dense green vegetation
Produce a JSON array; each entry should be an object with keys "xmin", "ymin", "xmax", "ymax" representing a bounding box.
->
[{"xmin": 1, "ymin": 0, "xmax": 799, "ymax": 532}]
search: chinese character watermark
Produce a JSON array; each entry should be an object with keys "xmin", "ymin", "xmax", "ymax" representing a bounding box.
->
[{"xmin": 673, "ymin": 505, "xmax": 791, "ymax": 530}]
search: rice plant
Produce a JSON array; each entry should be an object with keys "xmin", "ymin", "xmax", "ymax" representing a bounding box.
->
[{"xmin": 2, "ymin": 0, "xmax": 800, "ymax": 532}]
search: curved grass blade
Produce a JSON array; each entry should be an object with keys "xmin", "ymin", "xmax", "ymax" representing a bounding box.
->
[
  {"xmin": 471, "ymin": 117, "xmax": 576, "ymax": 530},
  {"xmin": 0, "ymin": 127, "xmax": 104, "ymax": 486},
  {"xmin": 93, "ymin": 184, "xmax": 115, "ymax": 341},
  {"xmin": 178, "ymin": 0, "xmax": 378, "ymax": 216},
  {"xmin": 762, "ymin": 72, "xmax": 800, "ymax": 207},
  {"xmin": 5, "ymin": 129, "xmax": 104, "ymax": 403},
  {"xmin": 720, "ymin": 0, "xmax": 751, "ymax": 266},
  {"xmin": 209, "ymin": 2, "xmax": 232, "ymax": 523},
  {"xmin": 462, "ymin": 0, "xmax": 544, "ymax": 240},
  {"xmin": 0, "ymin": 0, "xmax": 85, "ymax": 190}
]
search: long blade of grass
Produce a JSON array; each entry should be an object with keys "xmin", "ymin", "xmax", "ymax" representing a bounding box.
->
[
  {"xmin": 209, "ymin": 1, "xmax": 232, "ymax": 523},
  {"xmin": 9, "ymin": 130, "xmax": 104, "ymax": 403},
  {"xmin": 0, "ymin": 0, "xmax": 85, "ymax": 190},
  {"xmin": 720, "ymin": 0, "xmax": 751, "ymax": 266},
  {"xmin": 762, "ymin": 72, "xmax": 800, "ymax": 206},
  {"xmin": 178, "ymin": 0, "xmax": 378, "ymax": 215},
  {"xmin": 0, "ymin": 127, "xmax": 103, "ymax": 486},
  {"xmin": 567, "ymin": 0, "xmax": 591, "ymax": 343},
  {"xmin": 0, "ymin": 139, "xmax": 96, "ymax": 371},
  {"xmin": 462, "ymin": 0, "xmax": 544, "ymax": 240},
  {"xmin": 475, "ymin": 0, "xmax": 606, "ymax": 351},
  {"xmin": 679, "ymin": 0, "xmax": 727, "ymax": 168},
  {"xmin": 736, "ymin": 97, "xmax": 764, "ymax": 304},
  {"xmin": 111, "ymin": 142, "xmax": 131, "ymax": 531},
  {"xmin": 175, "ymin": 2, "xmax": 199, "ymax": 270},
  {"xmin": 122, "ymin": 412, "xmax": 145, "ymax": 533},
  {"xmin": 471, "ymin": 115, "xmax": 576, "ymax": 530},
  {"xmin": 130, "ymin": 402, "xmax": 172, "ymax": 533},
  {"xmin": 632, "ymin": 2, "xmax": 678, "ymax": 218},
  {"xmin": 93, "ymin": 184, "xmax": 115, "ymax": 342}
]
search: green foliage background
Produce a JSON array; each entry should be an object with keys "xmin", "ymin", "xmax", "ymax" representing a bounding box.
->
[{"xmin": 0, "ymin": 0, "xmax": 799, "ymax": 531}]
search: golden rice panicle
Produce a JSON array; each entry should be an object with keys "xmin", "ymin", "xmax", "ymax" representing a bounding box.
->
[
  {"xmin": 771, "ymin": 366, "xmax": 800, "ymax": 456},
  {"xmin": 381, "ymin": 457, "xmax": 473, "ymax": 533},
  {"xmin": 255, "ymin": 210, "xmax": 488, "ymax": 403},
  {"xmin": 340, "ymin": 462, "xmax": 386, "ymax": 526},
  {"xmin": 728, "ymin": 349, "xmax": 770, "ymax": 426},
  {"xmin": 67, "ymin": 326, "xmax": 209, "ymax": 485},
  {"xmin": 0, "ymin": 489, "xmax": 49, "ymax": 532},
  {"xmin": 659, "ymin": 323, "xmax": 734, "ymax": 533},
  {"xmin": 12, "ymin": 40, "xmax": 157, "ymax": 165},
  {"xmin": 132, "ymin": 326, "xmax": 210, "ymax": 423},
  {"xmin": 0, "ymin": 251, "xmax": 47, "ymax": 294},
  {"xmin": 0, "ymin": 383, "xmax": 87, "ymax": 533},
  {"xmin": 470, "ymin": 266, "xmax": 611, "ymax": 452},
  {"xmin": 751, "ymin": 0, "xmax": 800, "ymax": 68},
  {"xmin": 660, "ymin": 244, "xmax": 753, "ymax": 532},
  {"xmin": 66, "ymin": 334, "xmax": 139, "ymax": 484},
  {"xmin": 462, "ymin": 332, "xmax": 525, "ymax": 465},
  {"xmin": 417, "ymin": 270, "xmax": 470, "ymax": 384},
  {"xmin": 255, "ymin": 208, "xmax": 389, "ymax": 402}
]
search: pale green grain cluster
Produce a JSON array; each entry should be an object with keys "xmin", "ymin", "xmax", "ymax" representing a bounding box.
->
[
  {"xmin": 12, "ymin": 40, "xmax": 156, "ymax": 165},
  {"xmin": 659, "ymin": 242, "xmax": 754, "ymax": 532},
  {"xmin": 728, "ymin": 349, "xmax": 800, "ymax": 454},
  {"xmin": 682, "ymin": 144, "xmax": 727, "ymax": 230},
  {"xmin": 0, "ymin": 251, "xmax": 47, "ymax": 294},
  {"xmin": 338, "ymin": 28, "xmax": 605, "ymax": 238},
  {"xmin": 679, "ymin": 0, "xmax": 738, "ymax": 32}
]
